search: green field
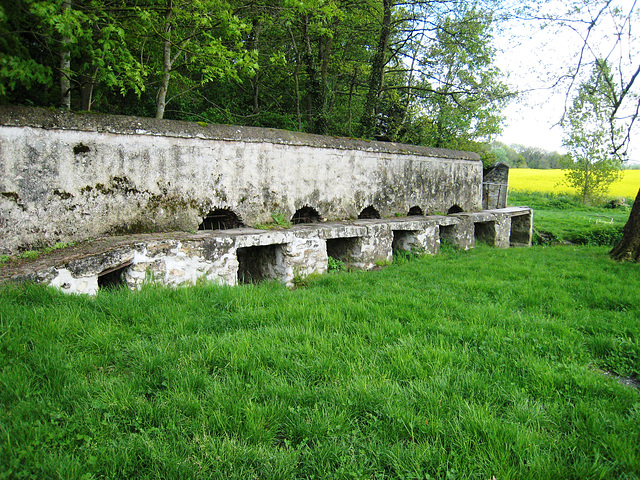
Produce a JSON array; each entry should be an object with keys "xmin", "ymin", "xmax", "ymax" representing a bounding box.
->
[
  {"xmin": 510, "ymin": 169, "xmax": 640, "ymax": 199},
  {"xmin": 1, "ymin": 241, "xmax": 640, "ymax": 478},
  {"xmin": 1, "ymin": 185, "xmax": 639, "ymax": 479},
  {"xmin": 509, "ymin": 191, "xmax": 630, "ymax": 246}
]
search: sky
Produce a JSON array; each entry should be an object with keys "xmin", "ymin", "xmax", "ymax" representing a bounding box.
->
[{"xmin": 492, "ymin": 0, "xmax": 639, "ymax": 163}]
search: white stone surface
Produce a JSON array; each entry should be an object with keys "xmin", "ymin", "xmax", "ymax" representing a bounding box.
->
[{"xmin": 0, "ymin": 107, "xmax": 483, "ymax": 255}]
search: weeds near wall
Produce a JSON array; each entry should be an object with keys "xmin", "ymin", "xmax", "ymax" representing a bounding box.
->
[
  {"xmin": 0, "ymin": 241, "xmax": 77, "ymax": 267},
  {"xmin": 327, "ymin": 256, "xmax": 345, "ymax": 272},
  {"xmin": 255, "ymin": 211, "xmax": 292, "ymax": 230}
]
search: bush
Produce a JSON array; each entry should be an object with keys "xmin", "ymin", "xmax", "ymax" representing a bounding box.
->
[{"xmin": 570, "ymin": 225, "xmax": 623, "ymax": 246}]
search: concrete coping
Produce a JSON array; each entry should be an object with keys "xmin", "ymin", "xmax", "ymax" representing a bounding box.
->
[{"xmin": 0, "ymin": 105, "xmax": 481, "ymax": 161}]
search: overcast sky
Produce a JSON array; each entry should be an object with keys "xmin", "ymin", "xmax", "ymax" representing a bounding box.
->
[{"xmin": 492, "ymin": 0, "xmax": 639, "ymax": 163}]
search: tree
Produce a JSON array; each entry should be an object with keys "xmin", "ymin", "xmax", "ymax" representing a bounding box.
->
[
  {"xmin": 610, "ymin": 188, "xmax": 640, "ymax": 262},
  {"xmin": 134, "ymin": 0, "xmax": 257, "ymax": 119},
  {"xmin": 514, "ymin": 0, "xmax": 638, "ymax": 157},
  {"xmin": 562, "ymin": 60, "xmax": 624, "ymax": 204},
  {"xmin": 410, "ymin": 8, "xmax": 513, "ymax": 148},
  {"xmin": 0, "ymin": 0, "xmax": 146, "ymax": 111}
]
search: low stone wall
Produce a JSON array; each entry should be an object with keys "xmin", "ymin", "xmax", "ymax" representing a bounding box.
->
[
  {"xmin": 4, "ymin": 208, "xmax": 532, "ymax": 295},
  {"xmin": 0, "ymin": 106, "xmax": 483, "ymax": 255}
]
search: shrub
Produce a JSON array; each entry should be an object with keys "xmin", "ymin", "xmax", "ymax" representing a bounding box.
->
[{"xmin": 570, "ymin": 225, "xmax": 623, "ymax": 246}]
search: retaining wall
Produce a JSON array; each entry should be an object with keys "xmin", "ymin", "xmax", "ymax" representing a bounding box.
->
[{"xmin": 0, "ymin": 106, "xmax": 483, "ymax": 255}]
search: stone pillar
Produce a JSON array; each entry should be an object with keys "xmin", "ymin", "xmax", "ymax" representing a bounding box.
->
[{"xmin": 281, "ymin": 233, "xmax": 328, "ymax": 286}]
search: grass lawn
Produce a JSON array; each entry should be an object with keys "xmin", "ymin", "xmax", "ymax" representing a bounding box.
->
[
  {"xmin": 508, "ymin": 191, "xmax": 630, "ymax": 246},
  {"xmin": 1, "ymin": 244, "xmax": 639, "ymax": 479}
]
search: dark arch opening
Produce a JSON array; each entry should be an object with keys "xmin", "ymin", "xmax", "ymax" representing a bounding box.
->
[
  {"xmin": 408, "ymin": 206, "xmax": 424, "ymax": 216},
  {"xmin": 291, "ymin": 206, "xmax": 322, "ymax": 225},
  {"xmin": 97, "ymin": 261, "xmax": 131, "ymax": 290},
  {"xmin": 358, "ymin": 205, "xmax": 381, "ymax": 219},
  {"xmin": 447, "ymin": 205, "xmax": 464, "ymax": 215},
  {"xmin": 199, "ymin": 208, "xmax": 244, "ymax": 231},
  {"xmin": 73, "ymin": 143, "xmax": 90, "ymax": 155}
]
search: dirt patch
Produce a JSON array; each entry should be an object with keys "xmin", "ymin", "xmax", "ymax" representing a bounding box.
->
[{"xmin": 602, "ymin": 370, "xmax": 639, "ymax": 390}]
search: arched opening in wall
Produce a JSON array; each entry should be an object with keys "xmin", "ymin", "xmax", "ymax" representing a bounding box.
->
[
  {"xmin": 408, "ymin": 206, "xmax": 423, "ymax": 216},
  {"xmin": 447, "ymin": 205, "xmax": 464, "ymax": 215},
  {"xmin": 199, "ymin": 209, "xmax": 244, "ymax": 231},
  {"xmin": 73, "ymin": 143, "xmax": 90, "ymax": 155},
  {"xmin": 358, "ymin": 205, "xmax": 380, "ymax": 219},
  {"xmin": 97, "ymin": 261, "xmax": 132, "ymax": 290},
  {"xmin": 291, "ymin": 206, "xmax": 322, "ymax": 225}
]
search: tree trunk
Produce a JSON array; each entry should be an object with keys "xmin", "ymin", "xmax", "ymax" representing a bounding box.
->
[
  {"xmin": 287, "ymin": 24, "xmax": 302, "ymax": 130},
  {"xmin": 360, "ymin": 0, "xmax": 392, "ymax": 137},
  {"xmin": 610, "ymin": 188, "xmax": 640, "ymax": 262},
  {"xmin": 156, "ymin": 2, "xmax": 173, "ymax": 119},
  {"xmin": 79, "ymin": 71, "xmax": 95, "ymax": 111},
  {"xmin": 302, "ymin": 15, "xmax": 326, "ymax": 134},
  {"xmin": 250, "ymin": 20, "xmax": 262, "ymax": 114},
  {"xmin": 60, "ymin": 0, "xmax": 72, "ymax": 109}
]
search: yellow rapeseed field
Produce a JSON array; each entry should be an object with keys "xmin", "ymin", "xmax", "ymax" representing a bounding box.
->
[{"xmin": 509, "ymin": 168, "xmax": 640, "ymax": 199}]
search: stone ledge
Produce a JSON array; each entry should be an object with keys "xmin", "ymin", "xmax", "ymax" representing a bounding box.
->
[
  {"xmin": 0, "ymin": 208, "xmax": 533, "ymax": 295},
  {"xmin": 0, "ymin": 105, "xmax": 480, "ymax": 161}
]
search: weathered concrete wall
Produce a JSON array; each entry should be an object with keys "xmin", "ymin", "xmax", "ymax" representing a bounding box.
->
[
  {"xmin": 0, "ymin": 106, "xmax": 482, "ymax": 255},
  {"xmin": 1, "ymin": 208, "xmax": 533, "ymax": 295}
]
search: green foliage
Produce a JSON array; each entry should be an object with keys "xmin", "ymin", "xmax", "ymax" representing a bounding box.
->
[
  {"xmin": 562, "ymin": 60, "xmax": 624, "ymax": 204},
  {"xmin": 490, "ymin": 142, "xmax": 565, "ymax": 169},
  {"xmin": 398, "ymin": 8, "xmax": 514, "ymax": 149},
  {"xmin": 0, "ymin": 0, "xmax": 512, "ymax": 148},
  {"xmin": 255, "ymin": 211, "xmax": 292, "ymax": 230},
  {"xmin": 571, "ymin": 224, "xmax": 623, "ymax": 246},
  {"xmin": 0, "ymin": 0, "xmax": 147, "ymax": 109},
  {"xmin": 0, "ymin": 241, "xmax": 77, "ymax": 266},
  {"xmin": 327, "ymin": 255, "xmax": 345, "ymax": 271}
]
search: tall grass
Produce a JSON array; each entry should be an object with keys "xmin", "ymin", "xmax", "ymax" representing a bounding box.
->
[
  {"xmin": 1, "ymin": 246, "xmax": 639, "ymax": 479},
  {"xmin": 509, "ymin": 191, "xmax": 630, "ymax": 246}
]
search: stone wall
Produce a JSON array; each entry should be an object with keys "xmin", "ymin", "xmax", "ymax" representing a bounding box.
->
[
  {"xmin": 3, "ymin": 208, "xmax": 533, "ymax": 295},
  {"xmin": 482, "ymin": 162, "xmax": 509, "ymax": 209},
  {"xmin": 0, "ymin": 106, "xmax": 482, "ymax": 255}
]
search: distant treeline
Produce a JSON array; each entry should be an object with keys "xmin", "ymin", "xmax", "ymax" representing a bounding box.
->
[{"xmin": 489, "ymin": 142, "xmax": 566, "ymax": 169}]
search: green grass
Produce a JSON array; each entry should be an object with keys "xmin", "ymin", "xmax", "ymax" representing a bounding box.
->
[
  {"xmin": 1, "ymin": 245, "xmax": 639, "ymax": 479},
  {"xmin": 509, "ymin": 191, "xmax": 631, "ymax": 246}
]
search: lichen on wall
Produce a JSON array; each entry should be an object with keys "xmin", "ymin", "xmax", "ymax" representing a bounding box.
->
[{"xmin": 0, "ymin": 105, "xmax": 483, "ymax": 255}]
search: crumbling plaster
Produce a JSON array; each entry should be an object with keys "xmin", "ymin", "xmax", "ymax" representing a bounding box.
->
[
  {"xmin": 2, "ymin": 208, "xmax": 533, "ymax": 295},
  {"xmin": 1, "ymin": 106, "xmax": 482, "ymax": 255}
]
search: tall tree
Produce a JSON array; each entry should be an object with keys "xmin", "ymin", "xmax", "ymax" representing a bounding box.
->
[
  {"xmin": 135, "ymin": 0, "xmax": 257, "ymax": 119},
  {"xmin": 0, "ymin": 2, "xmax": 52, "ymax": 99},
  {"xmin": 1, "ymin": 0, "xmax": 146, "ymax": 111},
  {"xmin": 360, "ymin": 0, "xmax": 392, "ymax": 137},
  {"xmin": 562, "ymin": 60, "xmax": 624, "ymax": 204},
  {"xmin": 413, "ymin": 8, "xmax": 512, "ymax": 148}
]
